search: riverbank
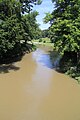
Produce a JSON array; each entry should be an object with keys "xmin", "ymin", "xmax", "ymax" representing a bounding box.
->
[
  {"xmin": 0, "ymin": 43, "xmax": 36, "ymax": 64},
  {"xmin": 32, "ymin": 38, "xmax": 54, "ymax": 48},
  {"xmin": 33, "ymin": 42, "xmax": 80, "ymax": 83}
]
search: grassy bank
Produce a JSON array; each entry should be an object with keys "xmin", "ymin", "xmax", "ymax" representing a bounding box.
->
[{"xmin": 32, "ymin": 38, "xmax": 54, "ymax": 47}]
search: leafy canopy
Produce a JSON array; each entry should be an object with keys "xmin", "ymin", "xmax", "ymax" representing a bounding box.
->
[
  {"xmin": 0, "ymin": 0, "xmax": 42, "ymax": 60},
  {"xmin": 44, "ymin": 0, "xmax": 80, "ymax": 53}
]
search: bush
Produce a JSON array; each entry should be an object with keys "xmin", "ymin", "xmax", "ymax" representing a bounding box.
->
[{"xmin": 39, "ymin": 38, "xmax": 42, "ymax": 42}]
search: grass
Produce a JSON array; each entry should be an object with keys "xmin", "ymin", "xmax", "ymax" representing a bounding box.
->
[{"xmin": 32, "ymin": 37, "xmax": 54, "ymax": 47}]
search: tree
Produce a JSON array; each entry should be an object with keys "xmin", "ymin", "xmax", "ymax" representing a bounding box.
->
[
  {"xmin": 44, "ymin": 0, "xmax": 80, "ymax": 79},
  {"xmin": 21, "ymin": 11, "xmax": 42, "ymax": 40},
  {"xmin": 0, "ymin": 0, "xmax": 42, "ymax": 20},
  {"xmin": 0, "ymin": 0, "xmax": 42, "ymax": 62},
  {"xmin": 44, "ymin": 0, "xmax": 80, "ymax": 54},
  {"xmin": 42, "ymin": 29, "xmax": 49, "ymax": 38},
  {"xmin": 19, "ymin": 0, "xmax": 42, "ymax": 13},
  {"xmin": 0, "ymin": 15, "xmax": 25, "ymax": 59}
]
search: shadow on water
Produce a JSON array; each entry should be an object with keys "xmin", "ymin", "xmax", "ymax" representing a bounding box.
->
[
  {"xmin": 32, "ymin": 48, "xmax": 60, "ymax": 69},
  {"xmin": 0, "ymin": 64, "xmax": 20, "ymax": 73},
  {"xmin": 48, "ymin": 50, "xmax": 61, "ymax": 69}
]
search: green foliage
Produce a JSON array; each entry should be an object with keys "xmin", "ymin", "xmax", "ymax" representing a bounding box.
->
[
  {"xmin": 34, "ymin": 28, "xmax": 42, "ymax": 39},
  {"xmin": 22, "ymin": 11, "xmax": 42, "ymax": 40},
  {"xmin": 44, "ymin": 0, "xmax": 80, "ymax": 81},
  {"xmin": 37, "ymin": 0, "xmax": 42, "ymax": 5},
  {"xmin": 0, "ymin": 0, "xmax": 41, "ymax": 62},
  {"xmin": 0, "ymin": 15, "xmax": 24, "ymax": 57},
  {"xmin": 39, "ymin": 38, "xmax": 42, "ymax": 42},
  {"xmin": 0, "ymin": 0, "xmax": 21, "ymax": 20},
  {"xmin": 44, "ymin": 12, "xmax": 53, "ymax": 23},
  {"xmin": 50, "ymin": 19, "xmax": 80, "ymax": 53},
  {"xmin": 42, "ymin": 29, "xmax": 49, "ymax": 38},
  {"xmin": 47, "ymin": 0, "xmax": 80, "ymax": 54}
]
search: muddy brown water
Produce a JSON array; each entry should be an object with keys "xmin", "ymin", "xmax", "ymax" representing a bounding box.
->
[{"xmin": 0, "ymin": 47, "xmax": 80, "ymax": 120}]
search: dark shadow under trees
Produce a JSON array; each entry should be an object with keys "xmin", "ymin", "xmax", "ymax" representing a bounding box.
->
[
  {"xmin": 0, "ymin": 43, "xmax": 34, "ymax": 64},
  {"xmin": 49, "ymin": 50, "xmax": 80, "ymax": 82},
  {"xmin": 0, "ymin": 64, "xmax": 20, "ymax": 73},
  {"xmin": 0, "ymin": 43, "xmax": 35, "ymax": 73}
]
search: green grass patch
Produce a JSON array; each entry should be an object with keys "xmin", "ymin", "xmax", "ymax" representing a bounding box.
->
[{"xmin": 32, "ymin": 37, "xmax": 54, "ymax": 48}]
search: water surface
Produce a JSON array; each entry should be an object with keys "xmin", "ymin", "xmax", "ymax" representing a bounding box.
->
[{"xmin": 0, "ymin": 48, "xmax": 80, "ymax": 120}]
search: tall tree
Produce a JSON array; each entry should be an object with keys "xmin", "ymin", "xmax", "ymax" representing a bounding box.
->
[
  {"xmin": 44, "ymin": 0, "xmax": 80, "ymax": 54},
  {"xmin": 22, "ymin": 11, "xmax": 40, "ymax": 40},
  {"xmin": 0, "ymin": 0, "xmax": 42, "ymax": 62},
  {"xmin": 0, "ymin": 0, "xmax": 42, "ymax": 20},
  {"xmin": 44, "ymin": 0, "xmax": 80, "ymax": 78}
]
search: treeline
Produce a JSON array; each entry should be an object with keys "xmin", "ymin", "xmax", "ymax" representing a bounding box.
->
[
  {"xmin": 0, "ymin": 0, "xmax": 41, "ymax": 63},
  {"xmin": 33, "ymin": 29, "xmax": 49, "ymax": 40},
  {"xmin": 44, "ymin": 0, "xmax": 80, "ymax": 81}
]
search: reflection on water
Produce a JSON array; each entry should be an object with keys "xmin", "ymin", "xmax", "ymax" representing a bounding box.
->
[
  {"xmin": 32, "ymin": 48, "xmax": 54, "ymax": 68},
  {"xmin": 32, "ymin": 48, "xmax": 60, "ymax": 69},
  {"xmin": 0, "ymin": 48, "xmax": 80, "ymax": 120}
]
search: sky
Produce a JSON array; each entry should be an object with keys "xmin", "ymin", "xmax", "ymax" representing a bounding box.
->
[{"xmin": 33, "ymin": 0, "xmax": 54, "ymax": 30}]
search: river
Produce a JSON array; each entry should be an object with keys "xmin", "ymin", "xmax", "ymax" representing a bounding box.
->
[{"xmin": 0, "ymin": 47, "xmax": 80, "ymax": 120}]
